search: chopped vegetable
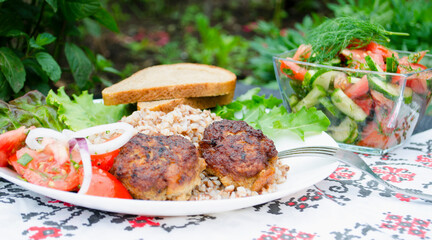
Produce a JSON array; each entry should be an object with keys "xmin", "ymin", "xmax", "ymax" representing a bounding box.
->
[
  {"xmin": 46, "ymin": 87, "xmax": 131, "ymax": 131},
  {"xmin": 214, "ymin": 88, "xmax": 330, "ymax": 140},
  {"xmin": 0, "ymin": 91, "xmax": 66, "ymax": 132}
]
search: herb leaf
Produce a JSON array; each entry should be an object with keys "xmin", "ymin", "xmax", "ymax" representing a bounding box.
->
[
  {"xmin": 17, "ymin": 153, "xmax": 33, "ymax": 166},
  {"xmin": 307, "ymin": 17, "xmax": 409, "ymax": 63},
  {"xmin": 213, "ymin": 88, "xmax": 330, "ymax": 140}
]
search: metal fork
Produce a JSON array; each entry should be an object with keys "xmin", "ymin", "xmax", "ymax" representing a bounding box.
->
[{"xmin": 278, "ymin": 146, "xmax": 432, "ymax": 201}]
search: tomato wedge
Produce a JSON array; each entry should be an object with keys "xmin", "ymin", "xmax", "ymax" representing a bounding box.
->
[
  {"xmin": 344, "ymin": 75, "xmax": 369, "ymax": 99},
  {"xmin": 353, "ymin": 96, "xmax": 373, "ymax": 116},
  {"xmin": 280, "ymin": 58, "xmax": 307, "ymax": 81},
  {"xmin": 0, "ymin": 127, "xmax": 29, "ymax": 167},
  {"xmin": 293, "ymin": 44, "xmax": 312, "ymax": 61},
  {"xmin": 366, "ymin": 41, "xmax": 396, "ymax": 59},
  {"xmin": 90, "ymin": 149, "xmax": 120, "ymax": 171},
  {"xmin": 357, "ymin": 122, "xmax": 398, "ymax": 149},
  {"xmin": 84, "ymin": 166, "xmax": 132, "ymax": 199},
  {"xmin": 9, "ymin": 141, "xmax": 81, "ymax": 191}
]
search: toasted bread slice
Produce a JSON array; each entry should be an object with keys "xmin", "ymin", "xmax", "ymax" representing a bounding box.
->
[
  {"xmin": 137, "ymin": 92, "xmax": 234, "ymax": 112},
  {"xmin": 102, "ymin": 63, "xmax": 236, "ymax": 105}
]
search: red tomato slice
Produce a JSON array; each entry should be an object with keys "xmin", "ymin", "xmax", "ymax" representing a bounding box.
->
[
  {"xmin": 370, "ymin": 90, "xmax": 393, "ymax": 109},
  {"xmin": 344, "ymin": 75, "xmax": 369, "ymax": 99},
  {"xmin": 90, "ymin": 149, "xmax": 120, "ymax": 171},
  {"xmin": 293, "ymin": 44, "xmax": 312, "ymax": 61},
  {"xmin": 340, "ymin": 49, "xmax": 367, "ymax": 69},
  {"xmin": 9, "ymin": 142, "xmax": 81, "ymax": 191},
  {"xmin": 357, "ymin": 122, "xmax": 398, "ymax": 149},
  {"xmin": 0, "ymin": 127, "xmax": 30, "ymax": 167},
  {"xmin": 353, "ymin": 96, "xmax": 373, "ymax": 116},
  {"xmin": 84, "ymin": 166, "xmax": 132, "ymax": 199},
  {"xmin": 366, "ymin": 42, "xmax": 396, "ymax": 59},
  {"xmin": 280, "ymin": 58, "xmax": 307, "ymax": 81}
]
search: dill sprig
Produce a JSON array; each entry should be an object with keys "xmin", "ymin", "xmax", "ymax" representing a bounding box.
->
[{"xmin": 306, "ymin": 17, "xmax": 409, "ymax": 63}]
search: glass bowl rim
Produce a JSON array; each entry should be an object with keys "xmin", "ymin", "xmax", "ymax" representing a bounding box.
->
[{"xmin": 273, "ymin": 49, "xmax": 432, "ymax": 77}]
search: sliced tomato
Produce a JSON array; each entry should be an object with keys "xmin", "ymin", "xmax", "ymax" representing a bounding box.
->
[
  {"xmin": 340, "ymin": 49, "xmax": 367, "ymax": 69},
  {"xmin": 357, "ymin": 122, "xmax": 398, "ymax": 149},
  {"xmin": 344, "ymin": 75, "xmax": 369, "ymax": 99},
  {"xmin": 84, "ymin": 166, "xmax": 132, "ymax": 199},
  {"xmin": 366, "ymin": 41, "xmax": 396, "ymax": 59},
  {"xmin": 353, "ymin": 96, "xmax": 373, "ymax": 116},
  {"xmin": 0, "ymin": 127, "xmax": 29, "ymax": 167},
  {"xmin": 370, "ymin": 90, "xmax": 393, "ymax": 109},
  {"xmin": 293, "ymin": 44, "xmax": 312, "ymax": 61},
  {"xmin": 9, "ymin": 141, "xmax": 81, "ymax": 191},
  {"xmin": 280, "ymin": 58, "xmax": 307, "ymax": 81},
  {"xmin": 90, "ymin": 149, "xmax": 120, "ymax": 171}
]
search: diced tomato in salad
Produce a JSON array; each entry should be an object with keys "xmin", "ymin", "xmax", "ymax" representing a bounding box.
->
[
  {"xmin": 0, "ymin": 125, "xmax": 133, "ymax": 198},
  {"xmin": 279, "ymin": 41, "xmax": 431, "ymax": 151}
]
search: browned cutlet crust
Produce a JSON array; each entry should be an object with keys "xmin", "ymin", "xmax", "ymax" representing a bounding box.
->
[
  {"xmin": 199, "ymin": 119, "xmax": 278, "ymax": 192},
  {"xmin": 110, "ymin": 133, "xmax": 206, "ymax": 200}
]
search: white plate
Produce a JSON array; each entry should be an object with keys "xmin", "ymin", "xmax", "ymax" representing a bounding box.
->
[{"xmin": 0, "ymin": 131, "xmax": 338, "ymax": 216}]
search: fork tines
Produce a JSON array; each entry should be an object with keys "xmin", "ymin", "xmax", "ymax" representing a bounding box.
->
[{"xmin": 278, "ymin": 146, "xmax": 337, "ymax": 159}]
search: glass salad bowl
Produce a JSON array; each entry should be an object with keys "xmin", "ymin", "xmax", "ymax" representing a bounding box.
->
[{"xmin": 273, "ymin": 49, "xmax": 432, "ymax": 155}]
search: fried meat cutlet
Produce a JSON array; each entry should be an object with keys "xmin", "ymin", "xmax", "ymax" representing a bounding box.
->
[
  {"xmin": 110, "ymin": 133, "xmax": 206, "ymax": 200},
  {"xmin": 199, "ymin": 119, "xmax": 278, "ymax": 192}
]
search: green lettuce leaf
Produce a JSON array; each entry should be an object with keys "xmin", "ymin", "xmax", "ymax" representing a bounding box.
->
[
  {"xmin": 0, "ymin": 90, "xmax": 65, "ymax": 132},
  {"xmin": 214, "ymin": 88, "xmax": 330, "ymax": 140},
  {"xmin": 46, "ymin": 87, "xmax": 130, "ymax": 131}
]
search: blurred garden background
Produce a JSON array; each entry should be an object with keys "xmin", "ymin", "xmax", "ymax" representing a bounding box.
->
[{"xmin": 1, "ymin": 0, "xmax": 431, "ymax": 104}]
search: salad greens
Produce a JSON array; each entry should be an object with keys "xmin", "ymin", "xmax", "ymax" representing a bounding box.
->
[
  {"xmin": 0, "ymin": 90, "xmax": 66, "ymax": 132},
  {"xmin": 214, "ymin": 88, "xmax": 330, "ymax": 140},
  {"xmin": 46, "ymin": 87, "xmax": 130, "ymax": 131},
  {"xmin": 307, "ymin": 17, "xmax": 408, "ymax": 63}
]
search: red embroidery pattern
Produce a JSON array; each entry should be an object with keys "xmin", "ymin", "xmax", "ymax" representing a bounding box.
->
[
  {"xmin": 258, "ymin": 226, "xmax": 315, "ymax": 240},
  {"xmin": 380, "ymin": 213, "xmax": 430, "ymax": 238},
  {"xmin": 128, "ymin": 216, "xmax": 160, "ymax": 228},
  {"xmin": 416, "ymin": 154, "xmax": 432, "ymax": 168},
  {"xmin": 372, "ymin": 166, "xmax": 415, "ymax": 183},
  {"xmin": 48, "ymin": 200, "xmax": 74, "ymax": 207},
  {"xmin": 28, "ymin": 226, "xmax": 62, "ymax": 240},
  {"xmin": 329, "ymin": 167, "xmax": 355, "ymax": 180},
  {"xmin": 394, "ymin": 193, "xmax": 418, "ymax": 202}
]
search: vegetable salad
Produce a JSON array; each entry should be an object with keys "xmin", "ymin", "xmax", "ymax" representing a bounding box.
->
[{"xmin": 276, "ymin": 41, "xmax": 432, "ymax": 152}]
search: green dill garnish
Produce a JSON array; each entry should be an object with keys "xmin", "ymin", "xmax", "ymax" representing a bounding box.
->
[
  {"xmin": 17, "ymin": 153, "xmax": 33, "ymax": 166},
  {"xmin": 306, "ymin": 17, "xmax": 409, "ymax": 63}
]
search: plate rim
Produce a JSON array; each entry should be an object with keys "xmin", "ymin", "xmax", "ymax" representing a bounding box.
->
[{"xmin": 0, "ymin": 132, "xmax": 338, "ymax": 216}]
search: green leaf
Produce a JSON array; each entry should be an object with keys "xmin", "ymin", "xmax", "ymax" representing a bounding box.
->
[
  {"xmin": 213, "ymin": 88, "xmax": 330, "ymax": 140},
  {"xmin": 35, "ymin": 52, "xmax": 61, "ymax": 82},
  {"xmin": 23, "ymin": 58, "xmax": 49, "ymax": 83},
  {"xmin": 0, "ymin": 90, "xmax": 66, "ymax": 131},
  {"xmin": 0, "ymin": 47, "xmax": 26, "ymax": 93},
  {"xmin": 45, "ymin": 0, "xmax": 58, "ymax": 12},
  {"xmin": 46, "ymin": 87, "xmax": 130, "ymax": 131},
  {"xmin": 92, "ymin": 8, "xmax": 119, "ymax": 33},
  {"xmin": 64, "ymin": 43, "xmax": 92, "ymax": 88},
  {"xmin": 17, "ymin": 153, "xmax": 33, "ymax": 166},
  {"xmin": 36, "ymin": 33, "xmax": 56, "ymax": 47},
  {"xmin": 0, "ymin": 72, "xmax": 11, "ymax": 101},
  {"xmin": 59, "ymin": 0, "xmax": 101, "ymax": 21}
]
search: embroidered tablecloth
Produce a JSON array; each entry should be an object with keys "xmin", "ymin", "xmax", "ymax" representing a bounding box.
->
[{"xmin": 1, "ymin": 129, "xmax": 432, "ymax": 240}]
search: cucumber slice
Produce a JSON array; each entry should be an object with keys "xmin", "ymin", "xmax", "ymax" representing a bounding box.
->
[
  {"xmin": 319, "ymin": 97, "xmax": 343, "ymax": 119},
  {"xmin": 288, "ymin": 95, "xmax": 299, "ymax": 106},
  {"xmin": 292, "ymin": 85, "xmax": 327, "ymax": 112},
  {"xmin": 310, "ymin": 70, "xmax": 341, "ymax": 90},
  {"xmin": 348, "ymin": 76, "xmax": 361, "ymax": 84},
  {"xmin": 327, "ymin": 117, "xmax": 358, "ymax": 143},
  {"xmin": 303, "ymin": 70, "xmax": 317, "ymax": 86},
  {"xmin": 365, "ymin": 55, "xmax": 384, "ymax": 72},
  {"xmin": 331, "ymin": 88, "xmax": 368, "ymax": 121},
  {"xmin": 368, "ymin": 75, "xmax": 413, "ymax": 103}
]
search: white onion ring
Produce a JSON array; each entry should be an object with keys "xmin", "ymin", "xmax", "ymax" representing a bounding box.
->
[
  {"xmin": 71, "ymin": 122, "xmax": 135, "ymax": 155},
  {"xmin": 69, "ymin": 138, "xmax": 92, "ymax": 195},
  {"xmin": 25, "ymin": 128, "xmax": 68, "ymax": 150}
]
